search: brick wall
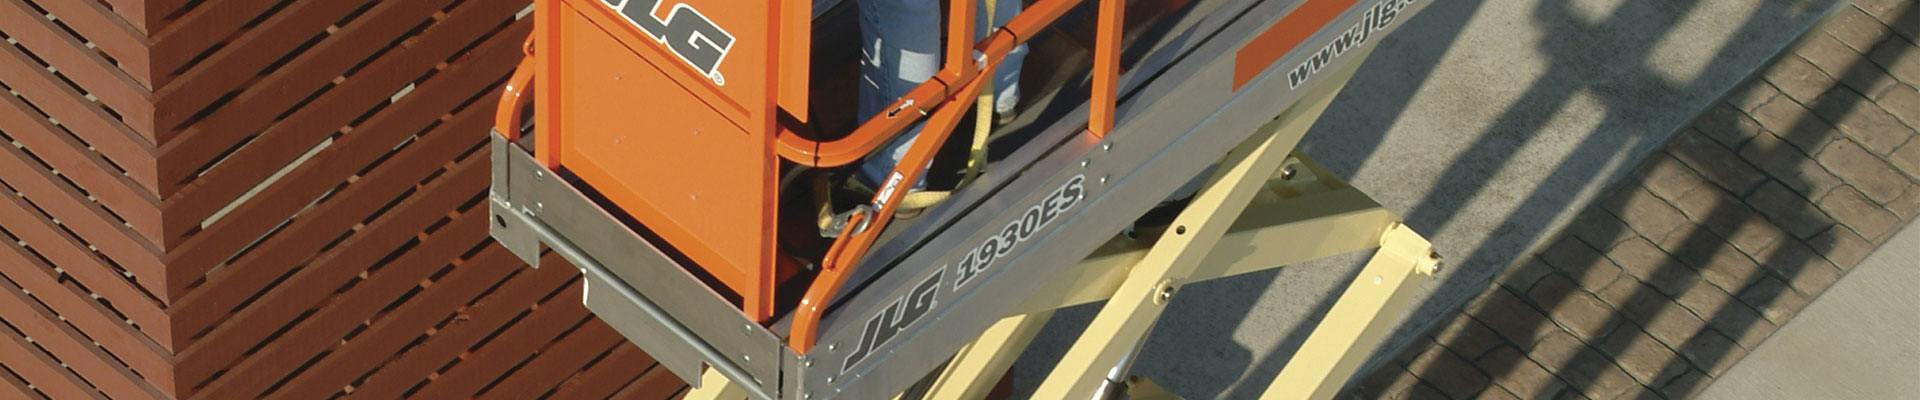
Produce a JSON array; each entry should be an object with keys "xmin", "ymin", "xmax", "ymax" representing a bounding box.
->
[{"xmin": 0, "ymin": 1, "xmax": 683, "ymax": 398}]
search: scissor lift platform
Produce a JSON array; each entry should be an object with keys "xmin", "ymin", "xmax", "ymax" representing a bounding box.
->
[{"xmin": 488, "ymin": 0, "xmax": 1436, "ymax": 398}]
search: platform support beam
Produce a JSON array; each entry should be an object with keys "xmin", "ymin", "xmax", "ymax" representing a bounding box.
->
[
  {"xmin": 685, "ymin": 368, "xmax": 750, "ymax": 400},
  {"xmin": 1262, "ymin": 224, "xmax": 1437, "ymax": 400},
  {"xmin": 1030, "ymin": 77, "xmax": 1337, "ymax": 397}
]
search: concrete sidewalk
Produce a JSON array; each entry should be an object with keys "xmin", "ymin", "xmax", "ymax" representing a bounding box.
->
[{"xmin": 1698, "ymin": 220, "xmax": 1920, "ymax": 400}]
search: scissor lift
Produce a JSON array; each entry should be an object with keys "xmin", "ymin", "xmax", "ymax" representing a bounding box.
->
[{"xmin": 487, "ymin": 0, "xmax": 1437, "ymax": 398}]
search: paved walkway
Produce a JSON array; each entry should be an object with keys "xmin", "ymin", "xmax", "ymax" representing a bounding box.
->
[
  {"xmin": 1697, "ymin": 219, "xmax": 1920, "ymax": 400},
  {"xmin": 1348, "ymin": 0, "xmax": 1920, "ymax": 398}
]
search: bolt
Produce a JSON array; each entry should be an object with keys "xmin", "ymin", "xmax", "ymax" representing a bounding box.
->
[
  {"xmin": 1155, "ymin": 284, "xmax": 1176, "ymax": 304},
  {"xmin": 1280, "ymin": 165, "xmax": 1298, "ymax": 180}
]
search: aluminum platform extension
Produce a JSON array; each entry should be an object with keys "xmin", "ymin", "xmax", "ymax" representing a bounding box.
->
[{"xmin": 489, "ymin": 0, "xmax": 1434, "ymax": 398}]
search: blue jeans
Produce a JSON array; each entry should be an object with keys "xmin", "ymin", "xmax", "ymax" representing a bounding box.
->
[{"xmin": 857, "ymin": 0, "xmax": 1027, "ymax": 188}]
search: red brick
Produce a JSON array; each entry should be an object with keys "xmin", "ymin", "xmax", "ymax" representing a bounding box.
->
[
  {"xmin": 1475, "ymin": 346, "xmax": 1568, "ymax": 400},
  {"xmin": 1798, "ymin": 34, "xmax": 1895, "ymax": 98},
  {"xmin": 1602, "ymin": 188, "xmax": 1690, "ymax": 241},
  {"xmin": 1817, "ymin": 139, "xmax": 1911, "ymax": 202},
  {"xmin": 1763, "ymin": 55, "xmax": 1838, "ymax": 104},
  {"xmin": 1471, "ymin": 288, "xmax": 1558, "ymax": 347},
  {"xmin": 1818, "ymin": 6, "xmax": 1892, "ymax": 53},
  {"xmin": 1811, "ymin": 88, "xmax": 1916, "ymax": 155},
  {"xmin": 1691, "ymin": 105, "xmax": 1764, "ymax": 147},
  {"xmin": 1819, "ymin": 185, "xmax": 1902, "ymax": 239},
  {"xmin": 1727, "ymin": 80, "xmax": 1782, "ymax": 113},
  {"xmin": 1595, "ymin": 330, "xmax": 1687, "ymax": 387},
  {"xmin": 1668, "ymin": 131, "xmax": 1768, "ymax": 195},
  {"xmin": 1812, "ymin": 224, "xmax": 1878, "ymax": 267},
  {"xmin": 1635, "ymin": 156, "xmax": 1708, "ymax": 203},
  {"xmin": 1740, "ymin": 132, "xmax": 1845, "ymax": 199},
  {"xmin": 1736, "ymin": 275, "xmax": 1812, "ymax": 324},
  {"xmin": 1433, "ymin": 317, "xmax": 1506, "ymax": 361},
  {"xmin": 1537, "ymin": 238, "xmax": 1626, "ymax": 292},
  {"xmin": 1744, "ymin": 180, "xmax": 1837, "ymax": 239},
  {"xmin": 1867, "ymin": 35, "xmax": 1920, "ymax": 85},
  {"xmin": 1406, "ymin": 346, "xmax": 1491, "ymax": 399},
  {"xmin": 1675, "ymin": 329, "xmax": 1748, "ymax": 377},
  {"xmin": 1749, "ymin": 97, "xmax": 1840, "ymax": 155},
  {"xmin": 1605, "ymin": 237, "xmax": 1699, "ymax": 298},
  {"xmin": 1877, "ymin": 85, "xmax": 1920, "ymax": 129}
]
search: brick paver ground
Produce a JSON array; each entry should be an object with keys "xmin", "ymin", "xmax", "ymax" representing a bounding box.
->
[{"xmin": 1347, "ymin": 1, "xmax": 1920, "ymax": 398}]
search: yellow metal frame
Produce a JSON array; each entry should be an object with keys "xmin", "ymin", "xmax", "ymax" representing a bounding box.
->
[{"xmin": 689, "ymin": 44, "xmax": 1435, "ymax": 400}]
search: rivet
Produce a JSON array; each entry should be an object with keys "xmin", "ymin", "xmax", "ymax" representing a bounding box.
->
[
  {"xmin": 1080, "ymin": 160, "xmax": 1090, "ymax": 168},
  {"xmin": 1102, "ymin": 142, "xmax": 1113, "ymax": 152}
]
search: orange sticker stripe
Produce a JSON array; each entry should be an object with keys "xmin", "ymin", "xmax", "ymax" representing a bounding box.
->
[{"xmin": 1232, "ymin": 0, "xmax": 1355, "ymax": 90}]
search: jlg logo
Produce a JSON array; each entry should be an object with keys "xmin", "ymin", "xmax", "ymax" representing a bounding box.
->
[
  {"xmin": 842, "ymin": 270, "xmax": 942, "ymax": 373},
  {"xmin": 599, "ymin": 0, "xmax": 736, "ymax": 84}
]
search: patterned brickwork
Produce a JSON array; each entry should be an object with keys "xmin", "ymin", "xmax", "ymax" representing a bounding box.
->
[
  {"xmin": 0, "ymin": 0, "xmax": 683, "ymax": 398},
  {"xmin": 1348, "ymin": 1, "xmax": 1920, "ymax": 398}
]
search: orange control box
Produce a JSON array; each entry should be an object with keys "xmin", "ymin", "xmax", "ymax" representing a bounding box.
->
[{"xmin": 530, "ymin": 0, "xmax": 811, "ymax": 321}]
